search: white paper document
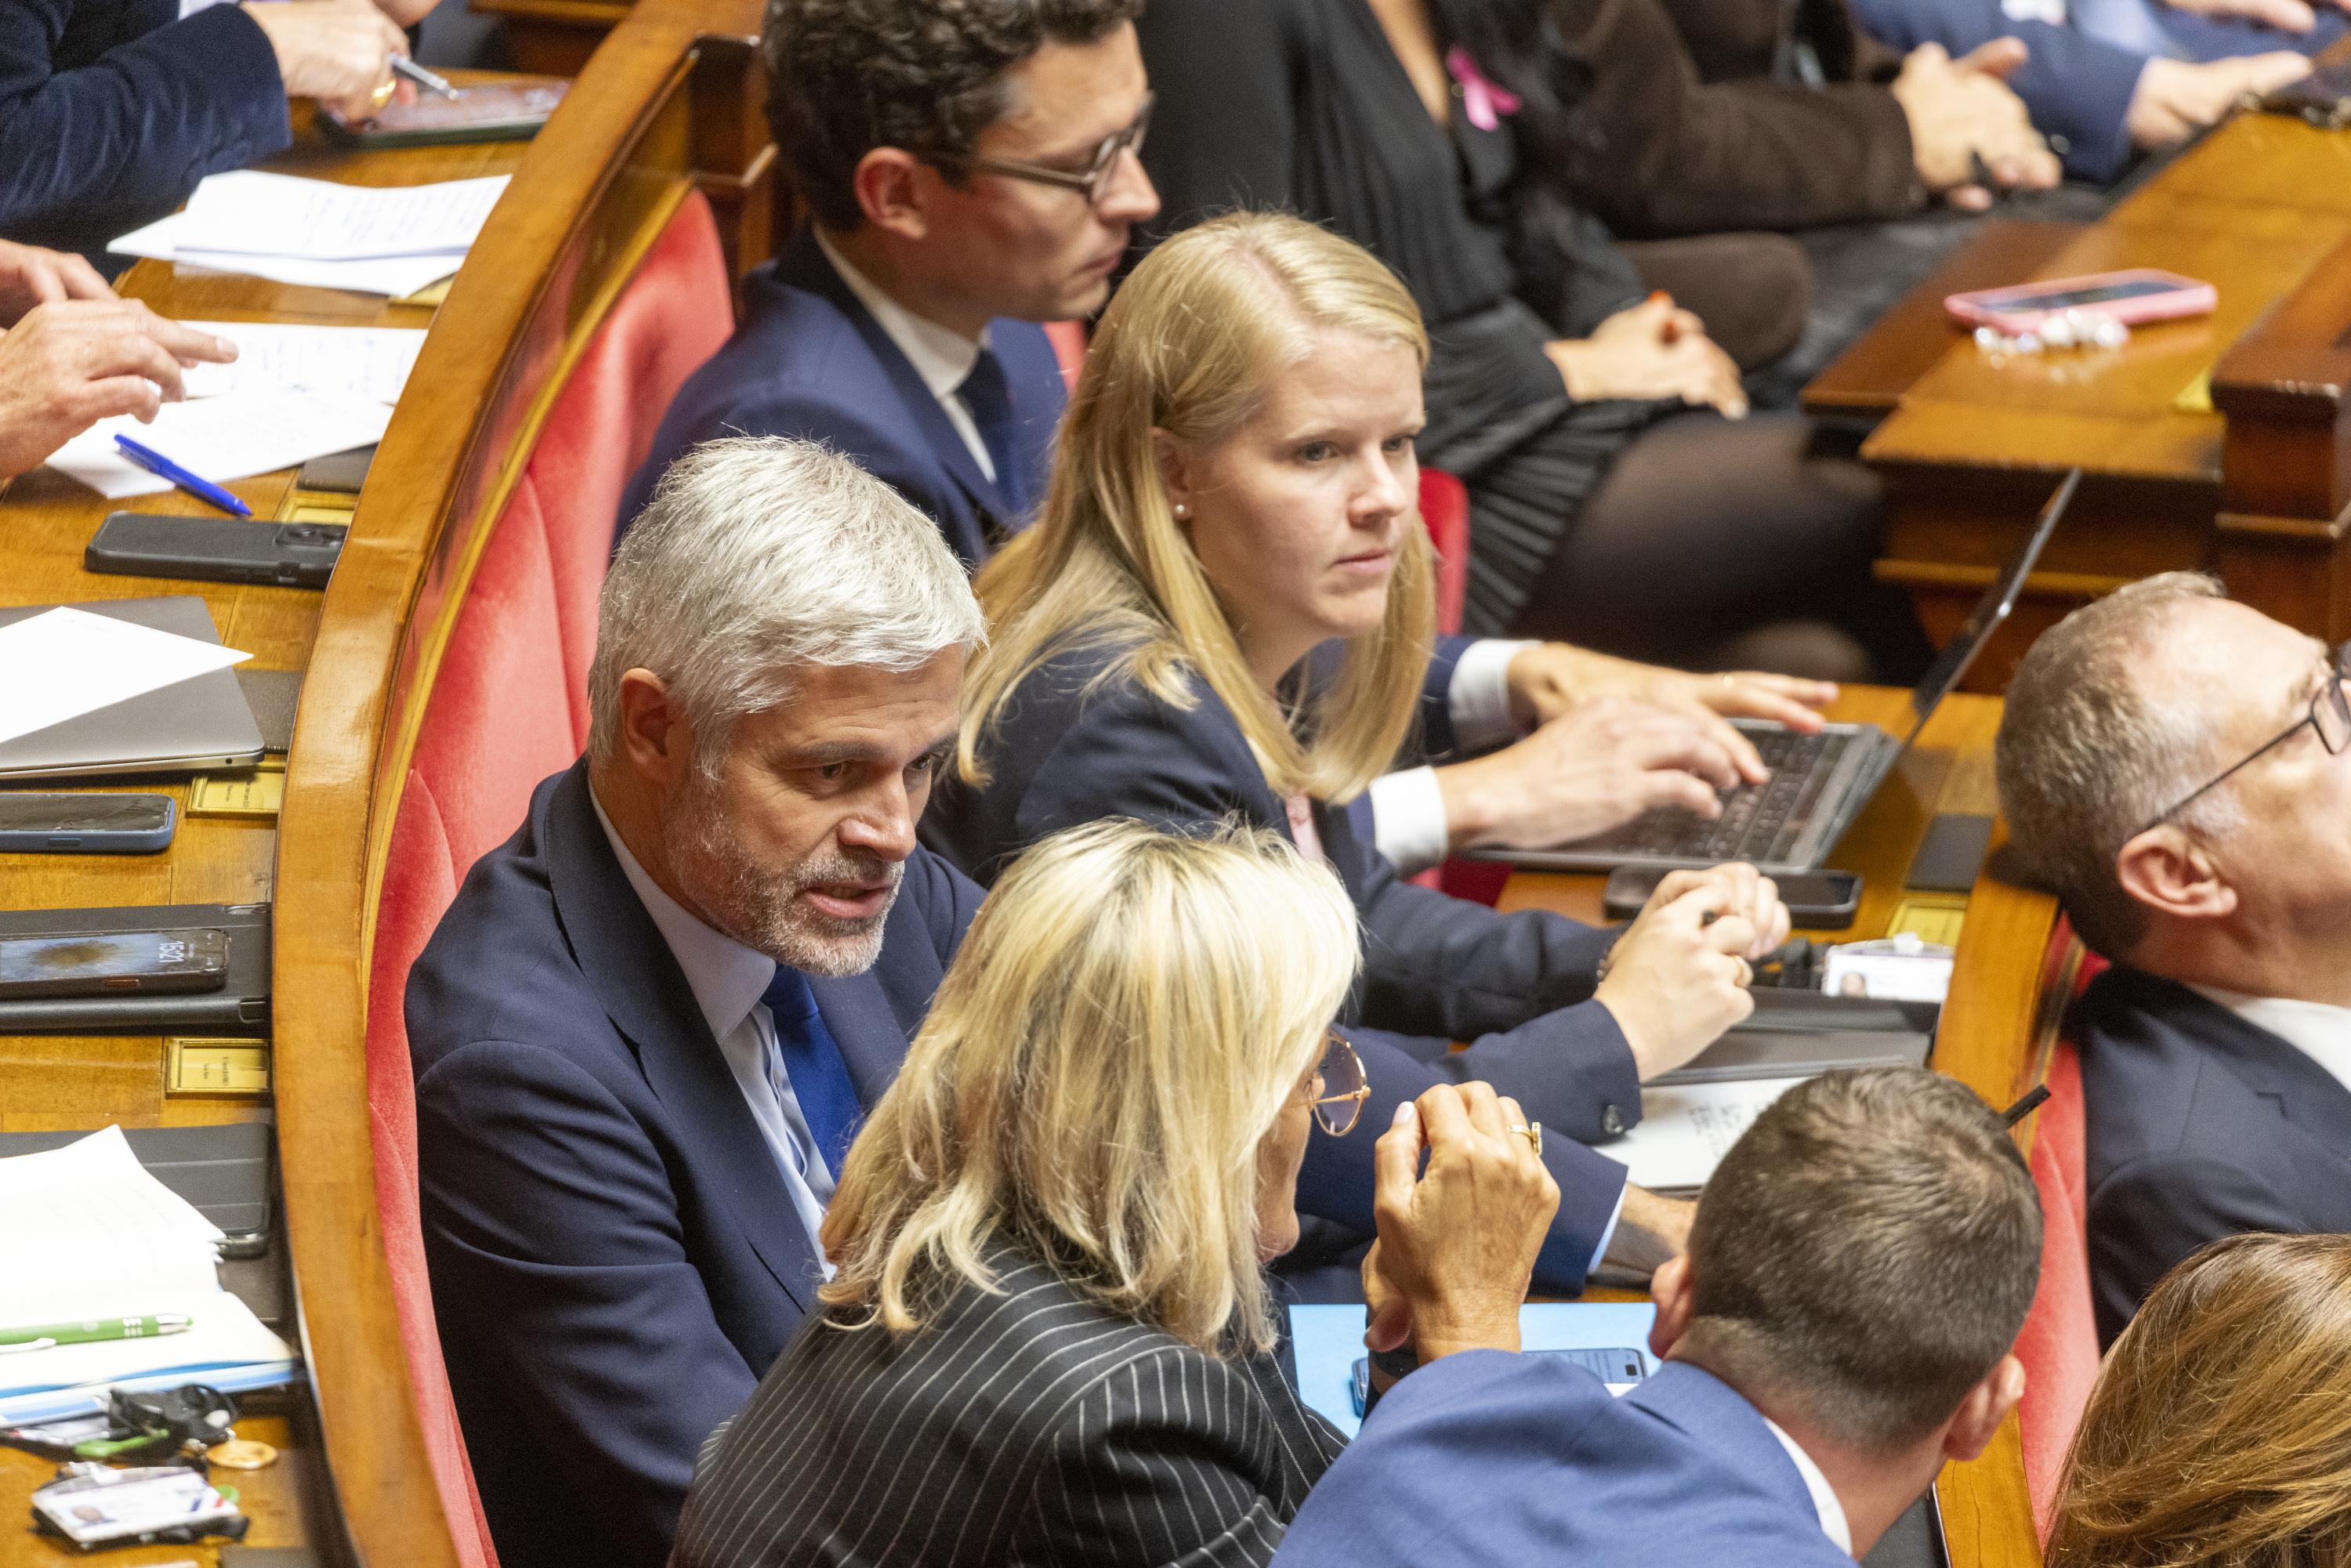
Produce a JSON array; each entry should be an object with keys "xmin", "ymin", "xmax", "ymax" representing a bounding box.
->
[
  {"xmin": 143, "ymin": 170, "xmax": 509, "ymax": 260},
  {"xmin": 1590, "ymin": 1076, "xmax": 1806, "ymax": 1192},
  {"xmin": 0, "ymin": 1127, "xmax": 296, "ymax": 1401},
  {"xmin": 181, "ymin": 322, "xmax": 427, "ymax": 406},
  {"xmin": 109, "ymin": 171, "xmax": 507, "ymax": 296},
  {"xmin": 44, "ymin": 386, "xmax": 392, "ymax": 499},
  {"xmin": 0, "ymin": 607, "xmax": 250, "ymax": 748}
]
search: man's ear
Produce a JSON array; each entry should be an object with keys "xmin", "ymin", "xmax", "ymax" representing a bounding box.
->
[
  {"xmin": 2114, "ymin": 826, "xmax": 2237, "ymax": 925},
  {"xmin": 851, "ymin": 148, "xmax": 933, "ymax": 242},
  {"xmin": 1940, "ymin": 1353, "xmax": 2025, "ymax": 1465},
  {"xmin": 616, "ymin": 668, "xmax": 694, "ymax": 791},
  {"xmin": 1649, "ymin": 1252, "xmax": 1697, "ymax": 1361}
]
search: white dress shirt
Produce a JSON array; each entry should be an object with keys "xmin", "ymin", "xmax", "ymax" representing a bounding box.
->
[
  {"xmin": 1762, "ymin": 1416, "xmax": 1856, "ymax": 1555},
  {"xmin": 590, "ymin": 791, "xmax": 838, "ymax": 1270},
  {"xmin": 813, "ymin": 230, "xmax": 998, "ymax": 482},
  {"xmin": 1365, "ymin": 638, "xmax": 1537, "ymax": 875},
  {"xmin": 2186, "ymin": 984, "xmax": 2351, "ymax": 1097}
]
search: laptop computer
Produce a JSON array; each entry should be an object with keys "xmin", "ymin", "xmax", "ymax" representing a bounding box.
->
[
  {"xmin": 0, "ymin": 596, "xmax": 266, "ymax": 780},
  {"xmin": 1489, "ymin": 469, "xmax": 2079, "ymax": 877}
]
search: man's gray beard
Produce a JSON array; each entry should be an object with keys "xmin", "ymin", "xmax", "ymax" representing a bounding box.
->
[{"xmin": 665, "ymin": 788, "xmax": 902, "ymax": 979}]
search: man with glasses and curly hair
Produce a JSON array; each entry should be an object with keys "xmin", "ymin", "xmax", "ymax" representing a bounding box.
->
[
  {"xmin": 618, "ymin": 0, "xmax": 1157, "ymax": 563},
  {"xmin": 1996, "ymin": 573, "xmax": 2351, "ymax": 1345}
]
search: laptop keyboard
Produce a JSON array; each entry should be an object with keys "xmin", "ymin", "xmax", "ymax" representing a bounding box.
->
[{"xmin": 1589, "ymin": 728, "xmax": 1857, "ymax": 866}]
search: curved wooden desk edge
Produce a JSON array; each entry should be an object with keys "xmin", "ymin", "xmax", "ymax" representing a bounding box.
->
[
  {"xmin": 273, "ymin": 3, "xmax": 761, "ymax": 1560},
  {"xmin": 1933, "ymin": 823, "xmax": 2072, "ymax": 1568}
]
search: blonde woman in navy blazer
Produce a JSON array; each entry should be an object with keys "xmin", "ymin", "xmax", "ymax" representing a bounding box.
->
[{"xmin": 926, "ymin": 212, "xmax": 1790, "ymax": 1297}]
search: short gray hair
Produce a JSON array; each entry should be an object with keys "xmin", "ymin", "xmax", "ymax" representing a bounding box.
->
[
  {"xmin": 587, "ymin": 437, "xmax": 986, "ymax": 768},
  {"xmin": 1995, "ymin": 574, "xmax": 2233, "ymax": 958}
]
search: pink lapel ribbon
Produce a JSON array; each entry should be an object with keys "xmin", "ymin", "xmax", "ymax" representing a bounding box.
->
[{"xmin": 1444, "ymin": 47, "xmax": 1521, "ymax": 132}]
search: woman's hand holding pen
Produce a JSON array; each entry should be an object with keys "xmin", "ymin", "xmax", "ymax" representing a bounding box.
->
[
  {"xmin": 241, "ymin": 0, "xmax": 417, "ymax": 122},
  {"xmin": 1545, "ymin": 295, "xmax": 1748, "ymax": 419}
]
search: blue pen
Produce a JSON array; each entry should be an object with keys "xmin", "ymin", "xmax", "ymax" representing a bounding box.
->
[{"xmin": 113, "ymin": 434, "xmax": 252, "ymax": 518}]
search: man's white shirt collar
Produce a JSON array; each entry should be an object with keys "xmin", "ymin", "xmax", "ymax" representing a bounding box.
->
[
  {"xmin": 813, "ymin": 229, "xmax": 991, "ymax": 405},
  {"xmin": 1761, "ymin": 1417, "xmax": 1854, "ymax": 1555},
  {"xmin": 588, "ymin": 788, "xmax": 773, "ymax": 1045},
  {"xmin": 2186, "ymin": 983, "xmax": 2351, "ymax": 1098}
]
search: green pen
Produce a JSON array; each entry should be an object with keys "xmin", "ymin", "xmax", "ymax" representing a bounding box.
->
[{"xmin": 0, "ymin": 1313, "xmax": 192, "ymax": 1353}]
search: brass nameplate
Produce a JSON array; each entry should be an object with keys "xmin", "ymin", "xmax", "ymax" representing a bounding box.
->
[
  {"xmin": 188, "ymin": 770, "xmax": 285, "ymax": 818},
  {"xmin": 165, "ymin": 1038, "xmax": 271, "ymax": 1097}
]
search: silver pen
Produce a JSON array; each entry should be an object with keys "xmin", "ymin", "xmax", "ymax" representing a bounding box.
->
[{"xmin": 391, "ymin": 54, "xmax": 461, "ymax": 100}]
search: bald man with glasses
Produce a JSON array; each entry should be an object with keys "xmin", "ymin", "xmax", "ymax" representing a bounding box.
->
[
  {"xmin": 1996, "ymin": 574, "xmax": 2351, "ymax": 1344},
  {"xmin": 618, "ymin": 0, "xmax": 1158, "ymax": 564}
]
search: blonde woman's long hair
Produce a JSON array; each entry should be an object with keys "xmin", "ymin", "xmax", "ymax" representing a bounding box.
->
[
  {"xmin": 2047, "ymin": 1233, "xmax": 2351, "ymax": 1568},
  {"xmin": 817, "ymin": 817, "xmax": 1360, "ymax": 1356},
  {"xmin": 958, "ymin": 211, "xmax": 1437, "ymax": 804}
]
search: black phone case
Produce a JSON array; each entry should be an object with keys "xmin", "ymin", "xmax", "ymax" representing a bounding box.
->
[
  {"xmin": 85, "ymin": 515, "xmax": 346, "ymax": 589},
  {"xmin": 1602, "ymin": 865, "xmax": 1861, "ymax": 925},
  {"xmin": 0, "ymin": 903, "xmax": 270, "ymax": 1033}
]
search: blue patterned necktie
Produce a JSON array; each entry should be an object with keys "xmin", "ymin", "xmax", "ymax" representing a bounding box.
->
[
  {"xmin": 759, "ymin": 965, "xmax": 861, "ymax": 1179},
  {"xmin": 955, "ymin": 346, "xmax": 1027, "ymax": 516}
]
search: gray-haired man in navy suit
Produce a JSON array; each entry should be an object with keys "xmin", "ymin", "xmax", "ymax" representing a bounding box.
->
[
  {"xmin": 1998, "ymin": 572, "xmax": 2351, "ymax": 1345},
  {"xmin": 407, "ymin": 437, "xmax": 988, "ymax": 1568}
]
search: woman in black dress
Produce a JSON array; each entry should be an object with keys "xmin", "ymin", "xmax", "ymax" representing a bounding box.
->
[{"xmin": 1136, "ymin": 0, "xmax": 1930, "ymax": 679}]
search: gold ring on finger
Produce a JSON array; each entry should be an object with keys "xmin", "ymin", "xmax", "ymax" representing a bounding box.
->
[
  {"xmin": 371, "ymin": 76, "xmax": 397, "ymax": 109},
  {"xmin": 1508, "ymin": 1121, "xmax": 1542, "ymax": 1157}
]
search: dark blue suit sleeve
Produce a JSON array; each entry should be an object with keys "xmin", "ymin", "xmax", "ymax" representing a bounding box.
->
[
  {"xmin": 415, "ymin": 1039, "xmax": 759, "ymax": 1564},
  {"xmin": 0, "ymin": 0, "xmax": 288, "ymax": 251},
  {"xmin": 1843, "ymin": 0, "xmax": 2145, "ymax": 180},
  {"xmin": 2087, "ymin": 1152, "xmax": 2302, "ymax": 1343},
  {"xmin": 1412, "ymin": 635, "xmax": 1475, "ymax": 764},
  {"xmin": 1019, "ymin": 689, "xmax": 1632, "ymax": 1290}
]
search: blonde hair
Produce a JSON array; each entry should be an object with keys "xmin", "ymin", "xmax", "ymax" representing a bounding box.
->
[
  {"xmin": 817, "ymin": 817, "xmax": 1360, "ymax": 1355},
  {"xmin": 2048, "ymin": 1233, "xmax": 2351, "ymax": 1567},
  {"xmin": 959, "ymin": 211, "xmax": 1436, "ymax": 804}
]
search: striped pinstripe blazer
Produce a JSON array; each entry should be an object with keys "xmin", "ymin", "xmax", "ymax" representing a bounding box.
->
[{"xmin": 668, "ymin": 1248, "xmax": 1346, "ymax": 1568}]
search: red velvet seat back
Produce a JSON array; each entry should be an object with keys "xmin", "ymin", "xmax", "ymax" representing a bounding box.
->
[
  {"xmin": 2013, "ymin": 930, "xmax": 2109, "ymax": 1541},
  {"xmin": 362, "ymin": 193, "xmax": 734, "ymax": 1568}
]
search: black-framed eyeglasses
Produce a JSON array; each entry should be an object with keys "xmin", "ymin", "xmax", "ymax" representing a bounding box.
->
[
  {"xmin": 1304, "ymin": 1030, "xmax": 1370, "ymax": 1137},
  {"xmin": 923, "ymin": 93, "xmax": 1153, "ymax": 208},
  {"xmin": 2132, "ymin": 642, "xmax": 2351, "ymax": 838}
]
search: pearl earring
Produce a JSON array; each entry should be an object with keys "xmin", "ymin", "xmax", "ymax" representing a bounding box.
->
[{"xmin": 1173, "ymin": 502, "xmax": 1190, "ymax": 519}]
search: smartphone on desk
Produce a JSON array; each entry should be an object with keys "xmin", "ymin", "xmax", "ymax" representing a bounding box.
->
[
  {"xmin": 1944, "ymin": 269, "xmax": 2215, "ymax": 334},
  {"xmin": 1604, "ymin": 864, "xmax": 1861, "ymax": 928},
  {"xmin": 0, "ymin": 929, "xmax": 230, "ymax": 999},
  {"xmin": 87, "ymin": 514, "xmax": 346, "ymax": 589},
  {"xmin": 0, "ymin": 792, "xmax": 175, "ymax": 853}
]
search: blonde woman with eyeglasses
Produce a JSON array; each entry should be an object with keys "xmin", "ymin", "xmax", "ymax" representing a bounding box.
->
[
  {"xmin": 926, "ymin": 210, "xmax": 1789, "ymax": 1298},
  {"xmin": 668, "ymin": 819, "xmax": 1559, "ymax": 1568}
]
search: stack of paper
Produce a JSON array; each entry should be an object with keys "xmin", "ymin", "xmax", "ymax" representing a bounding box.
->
[
  {"xmin": 0, "ymin": 1128, "xmax": 296, "ymax": 1423},
  {"xmin": 43, "ymin": 385, "xmax": 392, "ymax": 500},
  {"xmin": 110, "ymin": 170, "xmax": 510, "ymax": 297},
  {"xmin": 1591, "ymin": 1076, "xmax": 1804, "ymax": 1193},
  {"xmin": 181, "ymin": 322, "xmax": 427, "ymax": 406}
]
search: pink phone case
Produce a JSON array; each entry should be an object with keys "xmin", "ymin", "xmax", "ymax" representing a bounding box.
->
[{"xmin": 1945, "ymin": 269, "xmax": 2216, "ymax": 331}]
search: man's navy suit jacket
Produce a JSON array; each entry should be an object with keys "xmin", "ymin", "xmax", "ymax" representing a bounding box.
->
[
  {"xmin": 0, "ymin": 0, "xmax": 288, "ymax": 259},
  {"xmin": 405, "ymin": 760, "xmax": 984, "ymax": 1568},
  {"xmin": 1273, "ymin": 1356, "xmax": 1849, "ymax": 1568},
  {"xmin": 924, "ymin": 639, "xmax": 1638, "ymax": 1293},
  {"xmin": 2080, "ymin": 963, "xmax": 2351, "ymax": 1345},
  {"xmin": 617, "ymin": 228, "xmax": 1066, "ymax": 566}
]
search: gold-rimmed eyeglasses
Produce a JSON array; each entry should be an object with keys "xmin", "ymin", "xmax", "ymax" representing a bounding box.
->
[
  {"xmin": 1305, "ymin": 1030, "xmax": 1370, "ymax": 1137},
  {"xmin": 921, "ymin": 93, "xmax": 1154, "ymax": 209}
]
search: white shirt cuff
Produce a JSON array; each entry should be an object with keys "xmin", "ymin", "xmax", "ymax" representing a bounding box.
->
[
  {"xmin": 1367, "ymin": 766, "xmax": 1452, "ymax": 877},
  {"xmin": 1588, "ymin": 1181, "xmax": 1628, "ymax": 1278},
  {"xmin": 1449, "ymin": 639, "xmax": 1539, "ymax": 754}
]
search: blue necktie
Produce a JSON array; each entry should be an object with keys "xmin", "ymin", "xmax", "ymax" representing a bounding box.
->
[
  {"xmin": 956, "ymin": 347, "xmax": 1027, "ymax": 516},
  {"xmin": 759, "ymin": 965, "xmax": 863, "ymax": 1179}
]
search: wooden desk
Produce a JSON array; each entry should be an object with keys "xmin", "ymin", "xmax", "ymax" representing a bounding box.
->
[
  {"xmin": 1838, "ymin": 108, "xmax": 2351, "ymax": 683},
  {"xmin": 0, "ymin": 3, "xmax": 784, "ymax": 1556},
  {"xmin": 1502, "ymin": 684, "xmax": 2042, "ymax": 1568}
]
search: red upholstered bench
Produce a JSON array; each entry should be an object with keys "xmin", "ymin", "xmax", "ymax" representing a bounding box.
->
[
  {"xmin": 2012, "ymin": 923, "xmax": 2108, "ymax": 1543},
  {"xmin": 364, "ymin": 193, "xmax": 735, "ymax": 1568}
]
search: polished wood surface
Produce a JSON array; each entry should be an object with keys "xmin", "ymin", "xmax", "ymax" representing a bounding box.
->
[
  {"xmin": 1834, "ymin": 102, "xmax": 2351, "ymax": 682},
  {"xmin": 1502, "ymin": 684, "xmax": 2048, "ymax": 1568},
  {"xmin": 2, "ymin": 6, "xmax": 781, "ymax": 1558}
]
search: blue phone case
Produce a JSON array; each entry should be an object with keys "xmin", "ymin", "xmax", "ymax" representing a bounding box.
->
[{"xmin": 0, "ymin": 795, "xmax": 176, "ymax": 854}]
